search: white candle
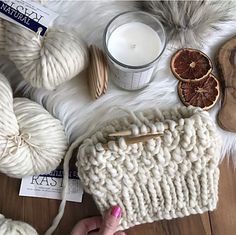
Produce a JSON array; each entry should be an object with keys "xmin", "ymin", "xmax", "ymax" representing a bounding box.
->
[
  {"xmin": 107, "ymin": 22, "xmax": 161, "ymax": 67},
  {"xmin": 104, "ymin": 11, "xmax": 166, "ymax": 90}
]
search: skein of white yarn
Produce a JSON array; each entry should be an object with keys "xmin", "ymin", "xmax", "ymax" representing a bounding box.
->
[
  {"xmin": 0, "ymin": 0, "xmax": 45, "ymax": 56},
  {"xmin": 4, "ymin": 21, "xmax": 89, "ymax": 90},
  {"xmin": 0, "ymin": 214, "xmax": 38, "ymax": 235},
  {"xmin": 0, "ymin": 74, "xmax": 68, "ymax": 178}
]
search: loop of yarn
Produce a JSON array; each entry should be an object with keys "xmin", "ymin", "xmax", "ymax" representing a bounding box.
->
[
  {"xmin": 9, "ymin": 133, "xmax": 31, "ymax": 148},
  {"xmin": 0, "ymin": 214, "xmax": 38, "ymax": 235},
  {"xmin": 4, "ymin": 21, "xmax": 89, "ymax": 90},
  {"xmin": 0, "ymin": 73, "xmax": 68, "ymax": 178},
  {"xmin": 0, "ymin": 132, "xmax": 36, "ymax": 158},
  {"xmin": 77, "ymin": 106, "xmax": 222, "ymax": 230}
]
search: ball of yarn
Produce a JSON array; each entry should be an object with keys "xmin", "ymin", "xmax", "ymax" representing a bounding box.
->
[
  {"xmin": 0, "ymin": 214, "xmax": 38, "ymax": 235},
  {"xmin": 4, "ymin": 22, "xmax": 89, "ymax": 90},
  {"xmin": 0, "ymin": 74, "xmax": 68, "ymax": 178}
]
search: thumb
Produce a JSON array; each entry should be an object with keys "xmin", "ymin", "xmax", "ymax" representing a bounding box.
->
[{"xmin": 99, "ymin": 205, "xmax": 122, "ymax": 235}]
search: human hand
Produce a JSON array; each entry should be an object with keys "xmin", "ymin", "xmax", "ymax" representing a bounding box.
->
[{"xmin": 70, "ymin": 205, "xmax": 125, "ymax": 235}]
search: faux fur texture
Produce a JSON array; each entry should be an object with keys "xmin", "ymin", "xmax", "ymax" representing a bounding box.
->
[
  {"xmin": 142, "ymin": 1, "xmax": 236, "ymax": 48},
  {"xmin": 2, "ymin": 1, "xmax": 236, "ymax": 164}
]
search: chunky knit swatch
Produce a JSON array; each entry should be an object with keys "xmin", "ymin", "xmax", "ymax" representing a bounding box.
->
[{"xmin": 77, "ymin": 106, "xmax": 221, "ymax": 230}]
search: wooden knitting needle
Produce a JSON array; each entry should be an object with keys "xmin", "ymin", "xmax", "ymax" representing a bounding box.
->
[
  {"xmin": 108, "ymin": 127, "xmax": 167, "ymax": 137},
  {"xmin": 109, "ymin": 130, "xmax": 132, "ymax": 137},
  {"xmin": 102, "ymin": 133, "xmax": 163, "ymax": 150}
]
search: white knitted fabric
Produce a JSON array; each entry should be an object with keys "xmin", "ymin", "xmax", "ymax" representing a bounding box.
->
[
  {"xmin": 0, "ymin": 214, "xmax": 38, "ymax": 235},
  {"xmin": 0, "ymin": 74, "xmax": 68, "ymax": 178},
  {"xmin": 4, "ymin": 21, "xmax": 89, "ymax": 90},
  {"xmin": 77, "ymin": 106, "xmax": 221, "ymax": 230}
]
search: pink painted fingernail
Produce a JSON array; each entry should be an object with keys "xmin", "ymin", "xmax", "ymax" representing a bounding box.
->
[{"xmin": 111, "ymin": 205, "xmax": 122, "ymax": 218}]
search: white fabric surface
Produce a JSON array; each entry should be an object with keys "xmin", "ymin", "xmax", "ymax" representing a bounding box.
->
[{"xmin": 1, "ymin": 0, "xmax": 236, "ymax": 163}]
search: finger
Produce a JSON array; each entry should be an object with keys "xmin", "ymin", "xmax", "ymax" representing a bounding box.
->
[
  {"xmin": 70, "ymin": 216, "xmax": 102, "ymax": 235},
  {"xmin": 99, "ymin": 206, "xmax": 122, "ymax": 235}
]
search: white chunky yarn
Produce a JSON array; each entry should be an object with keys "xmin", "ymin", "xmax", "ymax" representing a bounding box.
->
[
  {"xmin": 4, "ymin": 21, "xmax": 89, "ymax": 90},
  {"xmin": 0, "ymin": 74, "xmax": 68, "ymax": 178},
  {"xmin": 77, "ymin": 106, "xmax": 222, "ymax": 230},
  {"xmin": 0, "ymin": 214, "xmax": 38, "ymax": 235}
]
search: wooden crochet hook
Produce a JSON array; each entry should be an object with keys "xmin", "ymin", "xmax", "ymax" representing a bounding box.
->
[{"xmin": 102, "ymin": 133, "xmax": 163, "ymax": 150}]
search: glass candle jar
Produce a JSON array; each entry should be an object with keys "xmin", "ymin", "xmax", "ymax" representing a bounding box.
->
[{"xmin": 104, "ymin": 11, "xmax": 166, "ymax": 91}]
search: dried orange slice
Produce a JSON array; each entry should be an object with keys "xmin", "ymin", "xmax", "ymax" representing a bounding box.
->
[
  {"xmin": 171, "ymin": 48, "xmax": 212, "ymax": 82},
  {"xmin": 178, "ymin": 74, "xmax": 220, "ymax": 110}
]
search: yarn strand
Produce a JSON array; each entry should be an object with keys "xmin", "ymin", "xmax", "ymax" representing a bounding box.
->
[
  {"xmin": 44, "ymin": 106, "xmax": 123, "ymax": 234},
  {"xmin": 44, "ymin": 121, "xmax": 101, "ymax": 235},
  {"xmin": 44, "ymin": 140, "xmax": 78, "ymax": 235}
]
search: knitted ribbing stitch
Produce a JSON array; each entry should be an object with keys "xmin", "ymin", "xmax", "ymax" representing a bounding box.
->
[{"xmin": 77, "ymin": 106, "xmax": 221, "ymax": 230}]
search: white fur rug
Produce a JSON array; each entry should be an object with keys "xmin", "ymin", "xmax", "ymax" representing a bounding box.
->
[{"xmin": 2, "ymin": 1, "xmax": 236, "ymax": 164}]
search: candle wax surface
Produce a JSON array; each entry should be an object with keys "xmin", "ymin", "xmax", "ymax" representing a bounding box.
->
[{"xmin": 107, "ymin": 22, "xmax": 162, "ymax": 67}]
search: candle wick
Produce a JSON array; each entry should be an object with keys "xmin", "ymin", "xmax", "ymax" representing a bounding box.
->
[{"xmin": 131, "ymin": 44, "xmax": 136, "ymax": 49}]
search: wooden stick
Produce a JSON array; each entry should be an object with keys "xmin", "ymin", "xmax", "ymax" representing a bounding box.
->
[
  {"xmin": 108, "ymin": 125, "xmax": 168, "ymax": 137},
  {"xmin": 125, "ymin": 133, "xmax": 163, "ymax": 144},
  {"xmin": 102, "ymin": 133, "xmax": 163, "ymax": 150},
  {"xmin": 109, "ymin": 130, "xmax": 132, "ymax": 137}
]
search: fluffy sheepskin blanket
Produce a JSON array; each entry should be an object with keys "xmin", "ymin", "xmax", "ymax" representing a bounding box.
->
[{"xmin": 1, "ymin": 0, "xmax": 236, "ymax": 164}]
